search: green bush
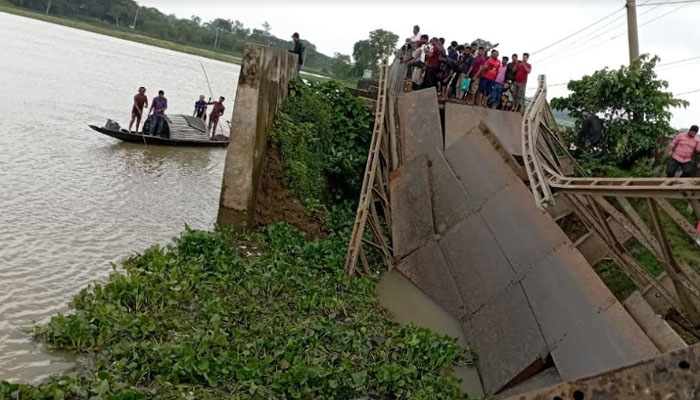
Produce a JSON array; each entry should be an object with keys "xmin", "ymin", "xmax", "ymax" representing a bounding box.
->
[
  {"xmin": 270, "ymin": 79, "xmax": 373, "ymax": 210},
  {"xmin": 2, "ymin": 225, "xmax": 473, "ymax": 399}
]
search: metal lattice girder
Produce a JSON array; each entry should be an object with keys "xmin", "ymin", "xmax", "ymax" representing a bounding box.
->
[
  {"xmin": 345, "ymin": 58, "xmax": 393, "ymax": 275},
  {"xmin": 503, "ymin": 343, "xmax": 700, "ymax": 400}
]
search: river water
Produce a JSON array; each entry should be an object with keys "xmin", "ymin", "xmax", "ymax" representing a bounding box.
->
[{"xmin": 0, "ymin": 12, "xmax": 239, "ymax": 382}]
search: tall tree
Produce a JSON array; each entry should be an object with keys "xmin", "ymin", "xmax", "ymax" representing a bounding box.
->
[
  {"xmin": 551, "ymin": 55, "xmax": 688, "ymax": 167},
  {"xmin": 351, "ymin": 29, "xmax": 399, "ymax": 77},
  {"xmin": 330, "ymin": 53, "xmax": 352, "ymax": 78}
]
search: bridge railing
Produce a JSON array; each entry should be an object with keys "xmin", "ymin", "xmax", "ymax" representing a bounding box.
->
[{"xmin": 524, "ymin": 75, "xmax": 700, "ymax": 331}]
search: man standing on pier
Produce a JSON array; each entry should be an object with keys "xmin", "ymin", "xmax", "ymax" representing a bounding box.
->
[
  {"xmin": 149, "ymin": 90, "xmax": 168, "ymax": 137},
  {"xmin": 129, "ymin": 87, "xmax": 148, "ymax": 133},
  {"xmin": 290, "ymin": 32, "xmax": 305, "ymax": 76},
  {"xmin": 207, "ymin": 96, "xmax": 226, "ymax": 138}
]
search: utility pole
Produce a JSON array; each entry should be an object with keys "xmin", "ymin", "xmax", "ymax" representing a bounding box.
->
[
  {"xmin": 626, "ymin": 0, "xmax": 640, "ymax": 64},
  {"xmin": 214, "ymin": 28, "xmax": 220, "ymax": 49},
  {"xmin": 131, "ymin": 7, "xmax": 140, "ymax": 30},
  {"xmin": 45, "ymin": 0, "xmax": 52, "ymax": 15}
]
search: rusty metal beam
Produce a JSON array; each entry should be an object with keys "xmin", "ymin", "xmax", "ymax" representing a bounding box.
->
[
  {"xmin": 503, "ymin": 343, "xmax": 700, "ymax": 400},
  {"xmin": 647, "ymin": 199, "xmax": 700, "ymax": 326}
]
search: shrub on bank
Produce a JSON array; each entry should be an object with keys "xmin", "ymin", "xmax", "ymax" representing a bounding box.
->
[
  {"xmin": 1, "ymin": 225, "xmax": 474, "ymax": 399},
  {"xmin": 270, "ymin": 79, "xmax": 374, "ymax": 210}
]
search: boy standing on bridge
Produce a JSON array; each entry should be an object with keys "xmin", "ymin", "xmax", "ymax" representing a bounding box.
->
[
  {"xmin": 466, "ymin": 46, "xmax": 485, "ymax": 105},
  {"xmin": 512, "ymin": 53, "xmax": 531, "ymax": 113},
  {"xmin": 667, "ymin": 125, "xmax": 700, "ymax": 177}
]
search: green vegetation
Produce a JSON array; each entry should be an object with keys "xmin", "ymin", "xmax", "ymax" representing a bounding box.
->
[
  {"xmin": 0, "ymin": 225, "xmax": 473, "ymax": 399},
  {"xmin": 269, "ymin": 79, "xmax": 373, "ymax": 215},
  {"xmin": 551, "ymin": 55, "xmax": 688, "ymax": 169}
]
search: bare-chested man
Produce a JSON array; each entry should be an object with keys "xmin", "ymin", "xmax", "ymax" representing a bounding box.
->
[{"xmin": 129, "ymin": 87, "xmax": 148, "ymax": 133}]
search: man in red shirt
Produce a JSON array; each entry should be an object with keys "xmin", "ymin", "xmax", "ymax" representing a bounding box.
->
[
  {"xmin": 422, "ymin": 37, "xmax": 442, "ymax": 90},
  {"xmin": 512, "ymin": 52, "xmax": 531, "ymax": 113},
  {"xmin": 478, "ymin": 49, "xmax": 501, "ymax": 107},
  {"xmin": 207, "ymin": 96, "xmax": 226, "ymax": 138},
  {"xmin": 667, "ymin": 125, "xmax": 700, "ymax": 177},
  {"xmin": 466, "ymin": 46, "xmax": 485, "ymax": 105}
]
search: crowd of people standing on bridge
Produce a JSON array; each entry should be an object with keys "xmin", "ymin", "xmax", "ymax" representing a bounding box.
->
[{"xmin": 400, "ymin": 25, "xmax": 532, "ymax": 113}]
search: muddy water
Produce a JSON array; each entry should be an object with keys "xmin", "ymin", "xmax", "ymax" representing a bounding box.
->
[
  {"xmin": 377, "ymin": 270, "xmax": 485, "ymax": 397},
  {"xmin": 0, "ymin": 12, "xmax": 239, "ymax": 382}
]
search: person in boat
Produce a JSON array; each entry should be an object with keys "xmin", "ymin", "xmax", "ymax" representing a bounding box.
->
[
  {"xmin": 207, "ymin": 96, "xmax": 226, "ymax": 138},
  {"xmin": 149, "ymin": 90, "xmax": 168, "ymax": 137},
  {"xmin": 193, "ymin": 95, "xmax": 208, "ymax": 121},
  {"xmin": 128, "ymin": 87, "xmax": 148, "ymax": 133}
]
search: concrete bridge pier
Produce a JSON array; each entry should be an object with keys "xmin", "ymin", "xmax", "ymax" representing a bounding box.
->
[{"xmin": 217, "ymin": 44, "xmax": 298, "ymax": 229}]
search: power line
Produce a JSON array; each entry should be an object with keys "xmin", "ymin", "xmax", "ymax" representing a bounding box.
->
[
  {"xmin": 676, "ymin": 88, "xmax": 700, "ymax": 96},
  {"xmin": 637, "ymin": 2, "xmax": 692, "ymax": 28},
  {"xmin": 538, "ymin": 0, "xmax": 662, "ymax": 62},
  {"xmin": 539, "ymin": 0, "xmax": 684, "ymax": 66},
  {"xmin": 530, "ymin": 6, "xmax": 625, "ymax": 56},
  {"xmin": 658, "ymin": 55, "xmax": 700, "ymax": 66},
  {"xmin": 638, "ymin": 0, "xmax": 700, "ymax": 5}
]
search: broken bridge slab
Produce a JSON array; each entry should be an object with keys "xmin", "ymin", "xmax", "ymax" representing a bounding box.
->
[
  {"xmin": 389, "ymin": 153, "xmax": 434, "ymax": 260},
  {"xmin": 396, "ymin": 88, "xmax": 443, "ymax": 164},
  {"xmin": 461, "ymin": 282, "xmax": 549, "ymax": 396},
  {"xmin": 395, "ymin": 240, "xmax": 466, "ymax": 320},
  {"xmin": 444, "ymin": 102, "xmax": 522, "ymax": 156}
]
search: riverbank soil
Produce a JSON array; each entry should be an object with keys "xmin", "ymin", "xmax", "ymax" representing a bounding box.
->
[{"xmin": 254, "ymin": 147, "xmax": 323, "ymax": 238}]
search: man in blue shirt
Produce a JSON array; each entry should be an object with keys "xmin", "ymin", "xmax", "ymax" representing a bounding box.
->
[
  {"xmin": 149, "ymin": 90, "xmax": 168, "ymax": 137},
  {"xmin": 193, "ymin": 95, "xmax": 208, "ymax": 121}
]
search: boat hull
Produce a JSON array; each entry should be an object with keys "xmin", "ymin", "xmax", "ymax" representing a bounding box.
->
[{"xmin": 89, "ymin": 125, "xmax": 228, "ymax": 147}]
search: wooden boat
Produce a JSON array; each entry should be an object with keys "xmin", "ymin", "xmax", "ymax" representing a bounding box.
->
[{"xmin": 89, "ymin": 114, "xmax": 228, "ymax": 147}]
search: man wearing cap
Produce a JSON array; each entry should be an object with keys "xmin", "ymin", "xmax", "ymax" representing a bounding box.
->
[
  {"xmin": 667, "ymin": 125, "xmax": 700, "ymax": 177},
  {"xmin": 290, "ymin": 32, "xmax": 305, "ymax": 75}
]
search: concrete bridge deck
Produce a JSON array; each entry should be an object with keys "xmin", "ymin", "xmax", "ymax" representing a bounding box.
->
[{"xmin": 391, "ymin": 89, "xmax": 660, "ymax": 396}]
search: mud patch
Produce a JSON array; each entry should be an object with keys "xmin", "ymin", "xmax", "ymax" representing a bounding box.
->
[{"xmin": 254, "ymin": 146, "xmax": 324, "ymax": 238}]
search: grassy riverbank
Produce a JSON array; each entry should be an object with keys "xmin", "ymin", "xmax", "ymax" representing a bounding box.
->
[
  {"xmin": 0, "ymin": 225, "xmax": 474, "ymax": 399},
  {"xmin": 0, "ymin": 1, "xmax": 332, "ymax": 80}
]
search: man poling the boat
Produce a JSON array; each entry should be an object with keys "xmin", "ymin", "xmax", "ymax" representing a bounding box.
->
[
  {"xmin": 207, "ymin": 96, "xmax": 225, "ymax": 139},
  {"xmin": 129, "ymin": 87, "xmax": 148, "ymax": 133}
]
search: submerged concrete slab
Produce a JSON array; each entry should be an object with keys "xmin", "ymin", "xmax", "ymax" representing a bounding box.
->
[
  {"xmin": 479, "ymin": 182, "xmax": 571, "ymax": 277},
  {"xmin": 550, "ymin": 302, "xmax": 659, "ymax": 381},
  {"xmin": 427, "ymin": 150, "xmax": 473, "ymax": 234},
  {"xmin": 444, "ymin": 102, "xmax": 522, "ymax": 156},
  {"xmin": 389, "ymin": 154, "xmax": 434, "ymax": 259},
  {"xmin": 462, "ymin": 282, "xmax": 548, "ymax": 395},
  {"xmin": 520, "ymin": 245, "xmax": 618, "ymax": 345},
  {"xmin": 438, "ymin": 213, "xmax": 516, "ymax": 315},
  {"xmin": 395, "ymin": 240, "xmax": 466, "ymax": 319},
  {"xmin": 218, "ymin": 44, "xmax": 298, "ymax": 228},
  {"xmin": 396, "ymin": 88, "xmax": 443, "ymax": 164}
]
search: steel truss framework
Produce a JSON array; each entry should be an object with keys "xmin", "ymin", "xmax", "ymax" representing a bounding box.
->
[
  {"xmin": 524, "ymin": 74, "xmax": 700, "ymax": 328},
  {"xmin": 344, "ymin": 59, "xmax": 394, "ymax": 275}
]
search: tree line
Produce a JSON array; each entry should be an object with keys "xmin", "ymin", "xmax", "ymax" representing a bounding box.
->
[{"xmin": 9, "ymin": 0, "xmax": 400, "ymax": 79}]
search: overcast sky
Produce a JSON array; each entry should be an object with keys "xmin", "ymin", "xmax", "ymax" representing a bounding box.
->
[{"xmin": 139, "ymin": 0, "xmax": 700, "ymax": 128}]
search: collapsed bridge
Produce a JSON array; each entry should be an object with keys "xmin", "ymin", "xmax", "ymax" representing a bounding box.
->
[{"xmin": 346, "ymin": 60, "xmax": 700, "ymax": 398}]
